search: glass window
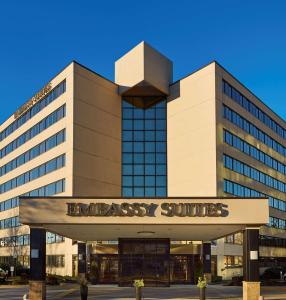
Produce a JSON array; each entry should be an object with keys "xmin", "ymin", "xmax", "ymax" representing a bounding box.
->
[
  {"xmin": 122, "ymin": 99, "xmax": 167, "ymax": 197},
  {"xmin": 0, "ymin": 106, "xmax": 66, "ymax": 159},
  {"xmin": 0, "ymin": 156, "xmax": 65, "ymax": 195},
  {"xmin": 223, "ymin": 105, "xmax": 286, "ymax": 158},
  {"xmin": 223, "ymin": 80, "xmax": 286, "ymax": 142}
]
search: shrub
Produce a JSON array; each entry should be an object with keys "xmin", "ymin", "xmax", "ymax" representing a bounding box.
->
[
  {"xmin": 46, "ymin": 274, "xmax": 59, "ymax": 285},
  {"xmin": 197, "ymin": 275, "xmax": 207, "ymax": 289},
  {"xmin": 211, "ymin": 275, "xmax": 223, "ymax": 283}
]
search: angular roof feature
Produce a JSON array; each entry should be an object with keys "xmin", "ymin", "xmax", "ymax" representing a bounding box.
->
[{"xmin": 115, "ymin": 41, "xmax": 173, "ymax": 107}]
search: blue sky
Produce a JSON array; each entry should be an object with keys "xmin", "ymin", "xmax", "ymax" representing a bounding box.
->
[{"xmin": 0, "ymin": 0, "xmax": 286, "ymax": 124}]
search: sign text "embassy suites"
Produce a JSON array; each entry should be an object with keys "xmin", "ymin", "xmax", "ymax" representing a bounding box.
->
[{"xmin": 66, "ymin": 202, "xmax": 229, "ymax": 218}]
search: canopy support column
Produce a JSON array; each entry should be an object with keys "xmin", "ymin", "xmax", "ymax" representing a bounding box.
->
[
  {"xmin": 243, "ymin": 228, "xmax": 260, "ymax": 300},
  {"xmin": 29, "ymin": 228, "xmax": 46, "ymax": 300}
]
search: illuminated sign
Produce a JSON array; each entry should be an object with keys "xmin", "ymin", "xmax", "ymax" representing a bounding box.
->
[
  {"xmin": 66, "ymin": 202, "xmax": 229, "ymax": 217},
  {"xmin": 14, "ymin": 82, "xmax": 52, "ymax": 119}
]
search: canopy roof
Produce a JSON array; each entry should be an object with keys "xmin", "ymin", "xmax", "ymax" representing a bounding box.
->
[{"xmin": 19, "ymin": 197, "xmax": 269, "ymax": 242}]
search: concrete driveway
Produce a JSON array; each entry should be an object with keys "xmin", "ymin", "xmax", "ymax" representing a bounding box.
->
[{"xmin": 1, "ymin": 284, "xmax": 286, "ymax": 299}]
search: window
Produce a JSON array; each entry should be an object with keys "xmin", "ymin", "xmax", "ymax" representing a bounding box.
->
[
  {"xmin": 122, "ymin": 99, "xmax": 167, "ymax": 197},
  {"xmin": 0, "ymin": 129, "xmax": 65, "ymax": 178},
  {"xmin": 0, "ymin": 179, "xmax": 65, "ymax": 213},
  {"xmin": 0, "ymin": 235, "xmax": 29, "ymax": 247},
  {"xmin": 224, "ymin": 255, "xmax": 243, "ymax": 267},
  {"xmin": 269, "ymin": 217, "xmax": 286, "ymax": 230},
  {"xmin": 260, "ymin": 235, "xmax": 286, "ymax": 248},
  {"xmin": 224, "ymin": 179, "xmax": 286, "ymax": 214},
  {"xmin": 225, "ymin": 233, "xmax": 243, "ymax": 245},
  {"xmin": 223, "ymin": 129, "xmax": 286, "ymax": 177},
  {"xmin": 0, "ymin": 105, "xmax": 66, "ymax": 159},
  {"xmin": 223, "ymin": 80, "xmax": 286, "ymax": 140},
  {"xmin": 46, "ymin": 255, "xmax": 65, "ymax": 268},
  {"xmin": 223, "ymin": 105, "xmax": 286, "ymax": 157},
  {"xmin": 46, "ymin": 232, "xmax": 64, "ymax": 244},
  {"xmin": 223, "ymin": 154, "xmax": 285, "ymax": 193},
  {"xmin": 0, "ymin": 155, "xmax": 65, "ymax": 195}
]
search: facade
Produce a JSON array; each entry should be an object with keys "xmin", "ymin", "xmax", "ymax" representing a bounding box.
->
[{"xmin": 0, "ymin": 41, "xmax": 285, "ymax": 285}]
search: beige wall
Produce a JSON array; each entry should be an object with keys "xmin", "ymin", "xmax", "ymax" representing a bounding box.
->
[
  {"xmin": 167, "ymin": 63, "xmax": 217, "ymax": 197},
  {"xmin": 73, "ymin": 63, "xmax": 122, "ymax": 197}
]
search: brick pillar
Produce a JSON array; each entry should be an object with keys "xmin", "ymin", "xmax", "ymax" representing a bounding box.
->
[
  {"xmin": 243, "ymin": 228, "xmax": 260, "ymax": 300},
  {"xmin": 29, "ymin": 228, "xmax": 46, "ymax": 300}
]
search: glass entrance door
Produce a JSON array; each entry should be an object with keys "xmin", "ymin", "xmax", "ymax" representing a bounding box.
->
[
  {"xmin": 119, "ymin": 238, "xmax": 170, "ymax": 286},
  {"xmin": 170, "ymin": 254, "xmax": 200, "ymax": 284}
]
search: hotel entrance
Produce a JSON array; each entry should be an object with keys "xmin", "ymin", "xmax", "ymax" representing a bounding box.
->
[
  {"xmin": 92, "ymin": 240, "xmax": 201, "ymax": 286},
  {"xmin": 19, "ymin": 196, "xmax": 269, "ymax": 300},
  {"xmin": 119, "ymin": 238, "xmax": 170, "ymax": 286}
]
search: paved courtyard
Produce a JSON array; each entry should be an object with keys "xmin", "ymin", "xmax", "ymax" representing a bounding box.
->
[{"xmin": 1, "ymin": 284, "xmax": 286, "ymax": 299}]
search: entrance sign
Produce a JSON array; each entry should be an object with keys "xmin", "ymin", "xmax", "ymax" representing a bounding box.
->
[{"xmin": 66, "ymin": 202, "xmax": 229, "ymax": 217}]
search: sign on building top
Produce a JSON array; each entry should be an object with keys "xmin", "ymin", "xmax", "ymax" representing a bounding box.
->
[{"xmin": 14, "ymin": 82, "xmax": 52, "ymax": 119}]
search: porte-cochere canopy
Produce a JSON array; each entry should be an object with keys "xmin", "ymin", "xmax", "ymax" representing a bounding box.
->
[{"xmin": 19, "ymin": 197, "xmax": 269, "ymax": 241}]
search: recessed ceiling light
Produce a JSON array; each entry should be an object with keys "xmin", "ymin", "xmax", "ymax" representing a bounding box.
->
[{"xmin": 137, "ymin": 231, "xmax": 155, "ymax": 237}]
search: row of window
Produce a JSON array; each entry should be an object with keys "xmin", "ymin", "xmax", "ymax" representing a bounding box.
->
[
  {"xmin": 223, "ymin": 80, "xmax": 286, "ymax": 140},
  {"xmin": 224, "ymin": 105, "xmax": 286, "ymax": 157},
  {"xmin": 224, "ymin": 154, "xmax": 286, "ymax": 193},
  {"xmin": 0, "ymin": 179, "xmax": 65, "ymax": 212},
  {"xmin": 0, "ymin": 255, "xmax": 30, "ymax": 268},
  {"xmin": 224, "ymin": 255, "xmax": 243, "ymax": 268},
  {"xmin": 46, "ymin": 232, "xmax": 64, "ymax": 244},
  {"xmin": 0, "ymin": 154, "xmax": 65, "ymax": 195},
  {"xmin": 260, "ymin": 235, "xmax": 286, "ymax": 248},
  {"xmin": 122, "ymin": 153, "xmax": 167, "ymax": 165},
  {"xmin": 0, "ymin": 232, "xmax": 64, "ymax": 248},
  {"xmin": 224, "ymin": 232, "xmax": 243, "ymax": 245},
  {"xmin": 224, "ymin": 130, "xmax": 286, "ymax": 176},
  {"xmin": 224, "ymin": 179, "xmax": 286, "ymax": 212},
  {"xmin": 0, "ymin": 216, "xmax": 20, "ymax": 230},
  {"xmin": 0, "ymin": 130, "xmax": 65, "ymax": 177},
  {"xmin": 123, "ymin": 187, "xmax": 167, "ymax": 198},
  {"xmin": 47, "ymin": 255, "xmax": 65, "ymax": 268},
  {"xmin": 0, "ymin": 80, "xmax": 66, "ymax": 142},
  {"xmin": 0, "ymin": 234, "xmax": 30, "ymax": 247},
  {"xmin": 123, "ymin": 142, "xmax": 167, "ymax": 153},
  {"xmin": 123, "ymin": 165, "xmax": 167, "ymax": 176},
  {"xmin": 123, "ymin": 131, "xmax": 167, "ymax": 142},
  {"xmin": 123, "ymin": 120, "xmax": 167, "ymax": 131},
  {"xmin": 269, "ymin": 216, "xmax": 286, "ymax": 230},
  {"xmin": 0, "ymin": 105, "xmax": 66, "ymax": 159},
  {"xmin": 122, "ymin": 175, "xmax": 167, "ymax": 187},
  {"xmin": 123, "ymin": 103, "xmax": 166, "ymax": 119}
]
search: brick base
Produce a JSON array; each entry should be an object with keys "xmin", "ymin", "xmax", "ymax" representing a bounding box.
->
[
  {"xmin": 29, "ymin": 280, "xmax": 46, "ymax": 300},
  {"xmin": 243, "ymin": 281, "xmax": 260, "ymax": 300}
]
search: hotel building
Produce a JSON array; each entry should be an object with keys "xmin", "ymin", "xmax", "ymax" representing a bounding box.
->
[{"xmin": 0, "ymin": 41, "xmax": 284, "ymax": 296}]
